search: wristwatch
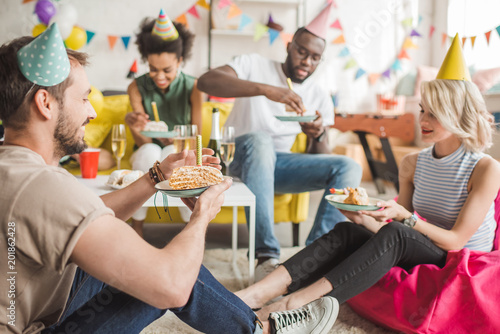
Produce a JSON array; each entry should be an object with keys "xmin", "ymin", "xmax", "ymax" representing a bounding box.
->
[
  {"xmin": 402, "ymin": 213, "xmax": 418, "ymax": 228},
  {"xmin": 315, "ymin": 129, "xmax": 326, "ymax": 142}
]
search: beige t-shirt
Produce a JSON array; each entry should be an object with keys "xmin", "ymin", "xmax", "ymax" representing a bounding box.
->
[{"xmin": 0, "ymin": 146, "xmax": 114, "ymax": 334}]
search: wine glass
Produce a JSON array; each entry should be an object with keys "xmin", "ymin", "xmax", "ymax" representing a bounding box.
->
[
  {"xmin": 220, "ymin": 126, "xmax": 235, "ymax": 175},
  {"xmin": 111, "ymin": 124, "xmax": 126, "ymax": 170},
  {"xmin": 173, "ymin": 125, "xmax": 187, "ymax": 153}
]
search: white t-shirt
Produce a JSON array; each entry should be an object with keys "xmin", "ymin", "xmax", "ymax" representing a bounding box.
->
[{"xmin": 225, "ymin": 53, "xmax": 334, "ymax": 152}]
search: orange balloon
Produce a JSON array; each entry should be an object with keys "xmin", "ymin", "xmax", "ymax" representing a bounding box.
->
[
  {"xmin": 65, "ymin": 26, "xmax": 87, "ymax": 50},
  {"xmin": 32, "ymin": 23, "xmax": 47, "ymax": 37}
]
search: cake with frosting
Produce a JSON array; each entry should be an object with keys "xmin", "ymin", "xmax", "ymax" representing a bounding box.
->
[
  {"xmin": 143, "ymin": 120, "xmax": 168, "ymax": 132},
  {"xmin": 169, "ymin": 166, "xmax": 223, "ymax": 190},
  {"xmin": 343, "ymin": 187, "xmax": 369, "ymax": 205}
]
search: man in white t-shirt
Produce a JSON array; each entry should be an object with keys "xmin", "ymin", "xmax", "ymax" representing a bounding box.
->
[{"xmin": 198, "ymin": 27, "xmax": 362, "ymax": 280}]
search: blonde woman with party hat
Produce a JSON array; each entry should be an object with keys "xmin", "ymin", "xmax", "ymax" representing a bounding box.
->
[{"xmin": 234, "ymin": 35, "xmax": 500, "ymax": 328}]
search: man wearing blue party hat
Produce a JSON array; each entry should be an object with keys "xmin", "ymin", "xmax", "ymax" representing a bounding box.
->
[{"xmin": 0, "ymin": 23, "xmax": 337, "ymax": 334}]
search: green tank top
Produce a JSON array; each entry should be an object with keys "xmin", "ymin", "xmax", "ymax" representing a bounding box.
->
[{"xmin": 136, "ymin": 72, "xmax": 195, "ymax": 146}]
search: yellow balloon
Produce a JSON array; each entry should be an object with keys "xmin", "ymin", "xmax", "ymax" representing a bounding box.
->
[
  {"xmin": 88, "ymin": 86, "xmax": 104, "ymax": 115},
  {"xmin": 64, "ymin": 26, "xmax": 87, "ymax": 50},
  {"xmin": 32, "ymin": 23, "xmax": 47, "ymax": 37}
]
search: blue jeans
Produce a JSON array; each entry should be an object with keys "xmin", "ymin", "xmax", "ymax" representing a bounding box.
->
[
  {"xmin": 42, "ymin": 266, "xmax": 262, "ymax": 334},
  {"xmin": 229, "ymin": 132, "xmax": 362, "ymax": 259},
  {"xmin": 283, "ymin": 222, "xmax": 448, "ymax": 304}
]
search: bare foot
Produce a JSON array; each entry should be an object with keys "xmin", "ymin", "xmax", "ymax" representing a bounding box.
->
[{"xmin": 235, "ymin": 288, "xmax": 265, "ymax": 310}]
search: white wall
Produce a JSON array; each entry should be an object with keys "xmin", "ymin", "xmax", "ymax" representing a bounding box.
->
[{"xmin": 0, "ymin": 0, "xmax": 436, "ymax": 106}]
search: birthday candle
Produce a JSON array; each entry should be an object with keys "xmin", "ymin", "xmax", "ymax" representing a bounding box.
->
[
  {"xmin": 151, "ymin": 101, "xmax": 160, "ymax": 122},
  {"xmin": 196, "ymin": 135, "xmax": 202, "ymax": 166}
]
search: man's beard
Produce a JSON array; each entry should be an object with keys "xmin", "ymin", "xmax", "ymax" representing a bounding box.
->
[
  {"xmin": 284, "ymin": 57, "xmax": 307, "ymax": 84},
  {"xmin": 54, "ymin": 109, "xmax": 88, "ymax": 158}
]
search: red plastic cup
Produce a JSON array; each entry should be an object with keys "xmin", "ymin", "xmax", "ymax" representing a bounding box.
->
[{"xmin": 79, "ymin": 148, "xmax": 100, "ymax": 179}]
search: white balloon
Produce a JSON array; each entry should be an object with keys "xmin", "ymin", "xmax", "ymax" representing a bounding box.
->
[
  {"xmin": 57, "ymin": 4, "xmax": 78, "ymax": 27},
  {"xmin": 57, "ymin": 21, "xmax": 74, "ymax": 40}
]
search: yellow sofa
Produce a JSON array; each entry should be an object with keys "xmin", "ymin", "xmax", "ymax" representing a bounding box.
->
[{"xmin": 71, "ymin": 90, "xmax": 310, "ymax": 246}]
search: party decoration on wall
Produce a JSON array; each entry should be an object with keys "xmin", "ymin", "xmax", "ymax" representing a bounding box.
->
[
  {"xmin": 127, "ymin": 59, "xmax": 138, "ymax": 79},
  {"xmin": 121, "ymin": 36, "xmax": 131, "ymax": 49},
  {"xmin": 35, "ymin": 0, "xmax": 56, "ymax": 25},
  {"xmin": 187, "ymin": 5, "xmax": 200, "ymax": 19},
  {"xmin": 17, "ymin": 23, "xmax": 70, "ymax": 86},
  {"xmin": 32, "ymin": 23, "xmax": 47, "ymax": 37},
  {"xmin": 107, "ymin": 36, "xmax": 118, "ymax": 50},
  {"xmin": 330, "ymin": 1, "xmax": 423, "ymax": 84},
  {"xmin": 86, "ymin": 30, "xmax": 95, "ymax": 44},
  {"xmin": 65, "ymin": 26, "xmax": 87, "ymax": 50},
  {"xmin": 197, "ymin": 0, "xmax": 210, "ymax": 10}
]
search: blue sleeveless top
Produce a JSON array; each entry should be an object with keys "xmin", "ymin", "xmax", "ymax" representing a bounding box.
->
[{"xmin": 413, "ymin": 145, "xmax": 496, "ymax": 252}]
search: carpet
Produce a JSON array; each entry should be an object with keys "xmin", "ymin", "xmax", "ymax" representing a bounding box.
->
[{"xmin": 141, "ymin": 248, "xmax": 395, "ymax": 334}]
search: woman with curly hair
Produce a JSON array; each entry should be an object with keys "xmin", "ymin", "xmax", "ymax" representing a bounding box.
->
[{"xmin": 125, "ymin": 10, "xmax": 203, "ymax": 236}]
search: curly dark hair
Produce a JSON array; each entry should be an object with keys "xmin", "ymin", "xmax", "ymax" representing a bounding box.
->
[{"xmin": 135, "ymin": 18, "xmax": 195, "ymax": 62}]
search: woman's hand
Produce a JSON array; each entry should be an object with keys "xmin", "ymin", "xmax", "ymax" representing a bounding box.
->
[
  {"xmin": 158, "ymin": 148, "xmax": 221, "ymax": 180},
  {"xmin": 359, "ymin": 199, "xmax": 411, "ymax": 222},
  {"xmin": 125, "ymin": 111, "xmax": 149, "ymax": 132},
  {"xmin": 339, "ymin": 208, "xmax": 388, "ymax": 233}
]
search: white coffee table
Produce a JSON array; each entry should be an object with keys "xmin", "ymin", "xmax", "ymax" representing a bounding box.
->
[{"xmin": 78, "ymin": 175, "xmax": 256, "ymax": 284}]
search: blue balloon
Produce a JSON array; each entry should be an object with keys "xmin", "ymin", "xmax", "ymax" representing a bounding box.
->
[{"xmin": 35, "ymin": 0, "xmax": 56, "ymax": 26}]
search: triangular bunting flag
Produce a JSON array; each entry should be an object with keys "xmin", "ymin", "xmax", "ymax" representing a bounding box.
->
[
  {"xmin": 107, "ymin": 35, "xmax": 118, "ymax": 50},
  {"xmin": 398, "ymin": 49, "xmax": 410, "ymax": 60},
  {"xmin": 330, "ymin": 19, "xmax": 342, "ymax": 30},
  {"xmin": 127, "ymin": 59, "xmax": 138, "ymax": 79},
  {"xmin": 280, "ymin": 32, "xmax": 293, "ymax": 46},
  {"xmin": 238, "ymin": 14, "xmax": 252, "ymax": 30},
  {"xmin": 442, "ymin": 33, "xmax": 448, "ymax": 47},
  {"xmin": 197, "ymin": 0, "xmax": 210, "ymax": 10},
  {"xmin": 470, "ymin": 36, "xmax": 476, "ymax": 48},
  {"xmin": 86, "ymin": 30, "xmax": 96, "ymax": 44},
  {"xmin": 410, "ymin": 29, "xmax": 421, "ymax": 37},
  {"xmin": 188, "ymin": 5, "xmax": 200, "ymax": 19},
  {"xmin": 485, "ymin": 31, "xmax": 492, "ymax": 45},
  {"xmin": 254, "ymin": 23, "xmax": 269, "ymax": 42},
  {"xmin": 462, "ymin": 37, "xmax": 466, "ymax": 46},
  {"xmin": 403, "ymin": 37, "xmax": 418, "ymax": 49},
  {"xmin": 218, "ymin": 0, "xmax": 232, "ymax": 9},
  {"xmin": 23, "ymin": 0, "xmax": 36, "ymax": 3},
  {"xmin": 175, "ymin": 14, "xmax": 189, "ymax": 28},
  {"xmin": 401, "ymin": 18, "xmax": 413, "ymax": 28},
  {"xmin": 227, "ymin": 4, "xmax": 242, "ymax": 19},
  {"xmin": 268, "ymin": 28, "xmax": 280, "ymax": 45},
  {"xmin": 496, "ymin": 25, "xmax": 500, "ymax": 38},
  {"xmin": 344, "ymin": 58, "xmax": 357, "ymax": 69},
  {"xmin": 391, "ymin": 59, "xmax": 402, "ymax": 71},
  {"xmin": 382, "ymin": 68, "xmax": 391, "ymax": 79},
  {"xmin": 338, "ymin": 47, "xmax": 350, "ymax": 57},
  {"xmin": 332, "ymin": 34, "xmax": 345, "ymax": 44},
  {"xmin": 121, "ymin": 36, "xmax": 131, "ymax": 49},
  {"xmin": 355, "ymin": 68, "xmax": 366, "ymax": 80},
  {"xmin": 418, "ymin": 15, "xmax": 423, "ymax": 24},
  {"xmin": 368, "ymin": 73, "xmax": 381, "ymax": 85},
  {"xmin": 429, "ymin": 26, "xmax": 435, "ymax": 38}
]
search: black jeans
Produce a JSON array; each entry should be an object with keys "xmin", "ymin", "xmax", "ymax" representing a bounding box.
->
[{"xmin": 282, "ymin": 222, "xmax": 448, "ymax": 304}]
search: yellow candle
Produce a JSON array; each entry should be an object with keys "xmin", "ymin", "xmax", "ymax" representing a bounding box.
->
[
  {"xmin": 286, "ymin": 78, "xmax": 294, "ymax": 91},
  {"xmin": 196, "ymin": 135, "xmax": 202, "ymax": 166},
  {"xmin": 151, "ymin": 101, "xmax": 160, "ymax": 122}
]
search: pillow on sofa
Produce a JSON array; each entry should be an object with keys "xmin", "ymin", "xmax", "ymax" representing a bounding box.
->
[
  {"xmin": 414, "ymin": 65, "xmax": 439, "ymax": 98},
  {"xmin": 472, "ymin": 67, "xmax": 500, "ymax": 93}
]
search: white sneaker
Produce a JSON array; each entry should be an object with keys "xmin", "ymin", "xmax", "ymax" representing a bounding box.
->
[
  {"xmin": 268, "ymin": 296, "xmax": 339, "ymax": 334},
  {"xmin": 255, "ymin": 258, "xmax": 280, "ymax": 282}
]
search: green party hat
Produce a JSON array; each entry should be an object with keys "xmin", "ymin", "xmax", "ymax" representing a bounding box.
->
[
  {"xmin": 152, "ymin": 8, "xmax": 179, "ymax": 41},
  {"xmin": 17, "ymin": 23, "xmax": 70, "ymax": 87}
]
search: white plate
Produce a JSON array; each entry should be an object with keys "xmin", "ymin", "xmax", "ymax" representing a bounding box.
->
[
  {"xmin": 155, "ymin": 176, "xmax": 231, "ymax": 198},
  {"xmin": 275, "ymin": 115, "xmax": 317, "ymax": 122},
  {"xmin": 325, "ymin": 194, "xmax": 383, "ymax": 211}
]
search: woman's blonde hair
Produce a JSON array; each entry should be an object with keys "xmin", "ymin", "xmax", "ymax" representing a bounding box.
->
[{"xmin": 420, "ymin": 79, "xmax": 494, "ymax": 152}]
